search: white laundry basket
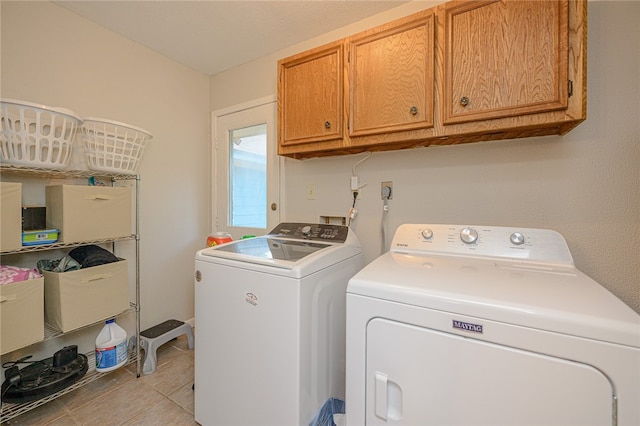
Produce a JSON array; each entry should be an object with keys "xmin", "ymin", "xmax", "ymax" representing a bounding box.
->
[
  {"xmin": 0, "ymin": 99, "xmax": 82, "ymax": 169},
  {"xmin": 81, "ymin": 117, "xmax": 152, "ymax": 174}
]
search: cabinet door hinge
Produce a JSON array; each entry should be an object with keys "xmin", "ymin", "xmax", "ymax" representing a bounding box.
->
[{"xmin": 568, "ymin": 80, "xmax": 573, "ymax": 98}]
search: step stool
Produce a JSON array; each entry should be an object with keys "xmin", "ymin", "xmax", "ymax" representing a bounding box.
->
[{"xmin": 139, "ymin": 319, "xmax": 194, "ymax": 375}]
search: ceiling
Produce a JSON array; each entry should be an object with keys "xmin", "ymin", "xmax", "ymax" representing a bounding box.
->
[{"xmin": 55, "ymin": 1, "xmax": 409, "ymax": 76}]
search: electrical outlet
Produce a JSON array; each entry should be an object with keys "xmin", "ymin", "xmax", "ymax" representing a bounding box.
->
[
  {"xmin": 381, "ymin": 181, "xmax": 393, "ymax": 200},
  {"xmin": 307, "ymin": 184, "xmax": 316, "ymax": 200}
]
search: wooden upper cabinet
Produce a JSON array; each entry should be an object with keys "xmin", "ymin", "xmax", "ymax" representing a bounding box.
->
[
  {"xmin": 442, "ymin": 0, "xmax": 569, "ymax": 125},
  {"xmin": 349, "ymin": 10, "xmax": 435, "ymax": 137},
  {"xmin": 278, "ymin": 41, "xmax": 343, "ymax": 147},
  {"xmin": 276, "ymin": 0, "xmax": 585, "ymax": 159}
]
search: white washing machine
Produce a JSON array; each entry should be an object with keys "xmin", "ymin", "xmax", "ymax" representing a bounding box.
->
[
  {"xmin": 195, "ymin": 223, "xmax": 363, "ymax": 426},
  {"xmin": 346, "ymin": 224, "xmax": 640, "ymax": 426}
]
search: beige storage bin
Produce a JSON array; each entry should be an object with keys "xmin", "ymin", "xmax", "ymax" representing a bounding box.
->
[
  {"xmin": 42, "ymin": 259, "xmax": 129, "ymax": 332},
  {"xmin": 0, "ymin": 182, "xmax": 22, "ymax": 251},
  {"xmin": 46, "ymin": 185, "xmax": 131, "ymax": 243},
  {"xmin": 1, "ymin": 277, "xmax": 45, "ymax": 354}
]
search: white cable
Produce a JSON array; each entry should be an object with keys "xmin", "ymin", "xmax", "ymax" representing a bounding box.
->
[
  {"xmin": 352, "ymin": 152, "xmax": 371, "ymax": 176},
  {"xmin": 381, "ymin": 199, "xmax": 389, "ymax": 254},
  {"xmin": 348, "ymin": 152, "xmax": 371, "ymax": 228}
]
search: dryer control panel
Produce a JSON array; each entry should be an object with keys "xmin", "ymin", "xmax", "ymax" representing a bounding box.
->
[
  {"xmin": 391, "ymin": 224, "xmax": 574, "ymax": 265},
  {"xmin": 268, "ymin": 222, "xmax": 349, "ymax": 243}
]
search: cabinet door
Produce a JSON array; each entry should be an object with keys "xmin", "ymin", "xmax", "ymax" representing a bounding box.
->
[
  {"xmin": 442, "ymin": 0, "xmax": 569, "ymax": 125},
  {"xmin": 278, "ymin": 41, "xmax": 343, "ymax": 147},
  {"xmin": 349, "ymin": 11, "xmax": 435, "ymax": 137}
]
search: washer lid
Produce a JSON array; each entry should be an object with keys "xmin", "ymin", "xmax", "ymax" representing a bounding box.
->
[
  {"xmin": 213, "ymin": 237, "xmax": 331, "ymax": 262},
  {"xmin": 348, "ymin": 251, "xmax": 640, "ymax": 348},
  {"xmin": 196, "ymin": 227, "xmax": 362, "ymax": 278}
]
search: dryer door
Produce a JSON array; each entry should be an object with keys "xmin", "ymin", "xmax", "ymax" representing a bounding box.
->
[{"xmin": 366, "ymin": 318, "xmax": 614, "ymax": 425}]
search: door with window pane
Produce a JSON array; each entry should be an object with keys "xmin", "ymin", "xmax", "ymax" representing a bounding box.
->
[{"xmin": 213, "ymin": 100, "xmax": 280, "ymax": 239}]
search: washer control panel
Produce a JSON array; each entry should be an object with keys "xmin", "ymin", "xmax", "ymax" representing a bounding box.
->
[
  {"xmin": 392, "ymin": 224, "xmax": 574, "ymax": 265},
  {"xmin": 268, "ymin": 222, "xmax": 349, "ymax": 243}
]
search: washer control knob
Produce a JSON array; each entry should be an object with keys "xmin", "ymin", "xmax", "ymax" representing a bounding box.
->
[
  {"xmin": 460, "ymin": 227, "xmax": 478, "ymax": 244},
  {"xmin": 421, "ymin": 229, "xmax": 434, "ymax": 240},
  {"xmin": 510, "ymin": 232, "xmax": 525, "ymax": 245},
  {"xmin": 301, "ymin": 225, "xmax": 312, "ymax": 236}
]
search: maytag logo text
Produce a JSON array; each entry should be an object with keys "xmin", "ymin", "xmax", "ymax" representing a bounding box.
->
[{"xmin": 453, "ymin": 320, "xmax": 483, "ymax": 334}]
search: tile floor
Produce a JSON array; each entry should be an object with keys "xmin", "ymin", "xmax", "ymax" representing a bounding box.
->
[{"xmin": 3, "ymin": 333, "xmax": 196, "ymax": 425}]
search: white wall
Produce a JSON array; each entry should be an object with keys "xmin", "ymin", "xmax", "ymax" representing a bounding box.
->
[
  {"xmin": 210, "ymin": 1, "xmax": 640, "ymax": 313},
  {"xmin": 1, "ymin": 0, "xmax": 210, "ymax": 358}
]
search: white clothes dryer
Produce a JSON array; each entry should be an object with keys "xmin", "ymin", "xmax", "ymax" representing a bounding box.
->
[
  {"xmin": 346, "ymin": 224, "xmax": 640, "ymax": 426},
  {"xmin": 195, "ymin": 223, "xmax": 363, "ymax": 426}
]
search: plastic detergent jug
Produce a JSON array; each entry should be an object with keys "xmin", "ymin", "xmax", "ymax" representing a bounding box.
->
[
  {"xmin": 206, "ymin": 232, "xmax": 232, "ymax": 247},
  {"xmin": 95, "ymin": 319, "xmax": 128, "ymax": 372}
]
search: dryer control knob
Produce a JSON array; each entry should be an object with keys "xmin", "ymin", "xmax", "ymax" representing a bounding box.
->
[
  {"xmin": 301, "ymin": 225, "xmax": 312, "ymax": 236},
  {"xmin": 510, "ymin": 232, "xmax": 525, "ymax": 245},
  {"xmin": 460, "ymin": 227, "xmax": 478, "ymax": 244},
  {"xmin": 421, "ymin": 229, "xmax": 434, "ymax": 240}
]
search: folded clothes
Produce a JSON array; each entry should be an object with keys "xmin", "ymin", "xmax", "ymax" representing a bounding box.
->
[
  {"xmin": 0, "ymin": 265, "xmax": 43, "ymax": 285},
  {"xmin": 37, "ymin": 256, "xmax": 81, "ymax": 273},
  {"xmin": 37, "ymin": 245, "xmax": 120, "ymax": 274},
  {"xmin": 68, "ymin": 245, "xmax": 119, "ymax": 268}
]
